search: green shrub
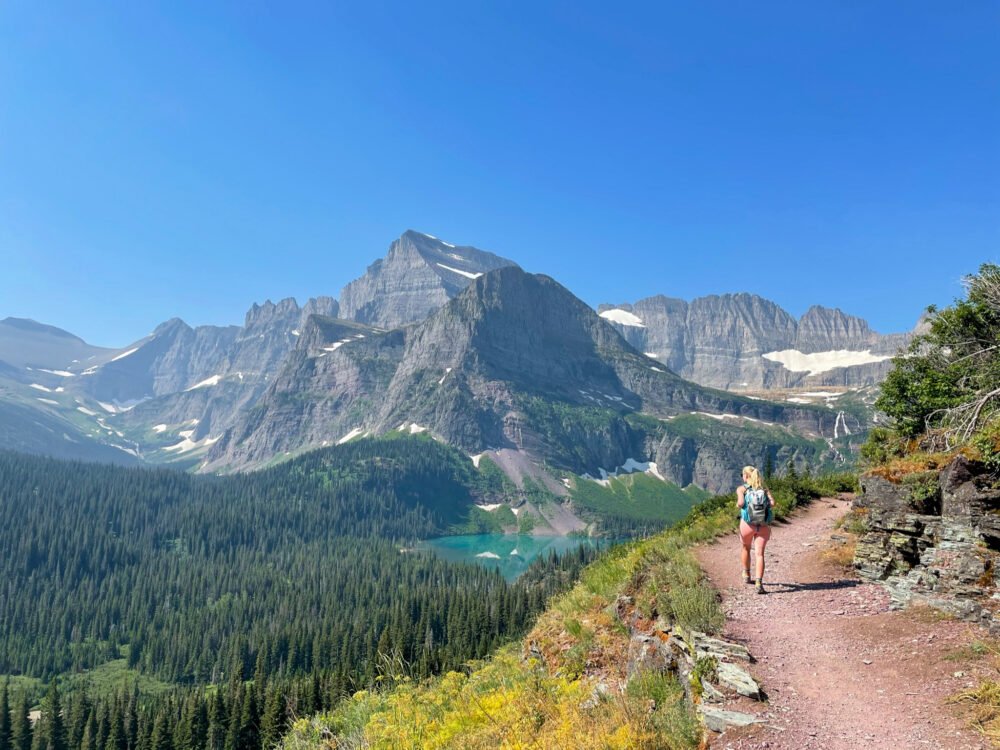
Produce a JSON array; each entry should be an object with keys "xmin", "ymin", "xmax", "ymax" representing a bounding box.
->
[
  {"xmin": 875, "ymin": 263, "xmax": 1000, "ymax": 442},
  {"xmin": 861, "ymin": 427, "xmax": 908, "ymax": 466}
]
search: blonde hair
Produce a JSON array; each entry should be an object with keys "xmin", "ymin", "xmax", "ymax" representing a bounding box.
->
[{"xmin": 742, "ymin": 465, "xmax": 763, "ymax": 490}]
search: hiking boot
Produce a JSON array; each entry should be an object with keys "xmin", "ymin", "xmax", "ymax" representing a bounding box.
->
[
  {"xmin": 755, "ymin": 579, "xmax": 765, "ymax": 595},
  {"xmin": 742, "ymin": 570, "xmax": 752, "ymax": 584}
]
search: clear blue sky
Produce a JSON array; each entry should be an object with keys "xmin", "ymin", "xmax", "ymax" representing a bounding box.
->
[{"xmin": 2, "ymin": 2, "xmax": 997, "ymax": 347}]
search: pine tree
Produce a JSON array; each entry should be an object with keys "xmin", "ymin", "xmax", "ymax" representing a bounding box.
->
[
  {"xmin": 205, "ymin": 691, "xmax": 226, "ymax": 750},
  {"xmin": 123, "ymin": 687, "xmax": 138, "ymax": 750},
  {"xmin": 148, "ymin": 713, "xmax": 171, "ymax": 750},
  {"xmin": 79, "ymin": 714, "xmax": 97, "ymax": 750},
  {"xmin": 0, "ymin": 681, "xmax": 12, "ymax": 750},
  {"xmin": 223, "ymin": 687, "xmax": 241, "ymax": 750},
  {"xmin": 103, "ymin": 705, "xmax": 125, "ymax": 750},
  {"xmin": 237, "ymin": 689, "xmax": 258, "ymax": 750},
  {"xmin": 258, "ymin": 687, "xmax": 285, "ymax": 750},
  {"xmin": 187, "ymin": 696, "xmax": 208, "ymax": 750},
  {"xmin": 93, "ymin": 705, "xmax": 109, "ymax": 750},
  {"xmin": 65, "ymin": 690, "xmax": 90, "ymax": 750},
  {"xmin": 36, "ymin": 679, "xmax": 66, "ymax": 750}
]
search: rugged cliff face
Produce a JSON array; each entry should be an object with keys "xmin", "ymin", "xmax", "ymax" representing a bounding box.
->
[
  {"xmin": 74, "ymin": 296, "xmax": 339, "ymax": 449},
  {"xmin": 204, "ymin": 315, "xmax": 405, "ymax": 470},
  {"xmin": 854, "ymin": 457, "xmax": 1000, "ymax": 633},
  {"xmin": 339, "ymin": 230, "xmax": 517, "ymax": 329},
  {"xmin": 75, "ymin": 319, "xmax": 240, "ymax": 404},
  {"xmin": 209, "ymin": 267, "xmax": 847, "ymax": 492},
  {"xmin": 599, "ymin": 294, "xmax": 912, "ymax": 390}
]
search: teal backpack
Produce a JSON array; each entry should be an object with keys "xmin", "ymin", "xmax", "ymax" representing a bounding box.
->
[{"xmin": 742, "ymin": 486, "xmax": 771, "ymax": 525}]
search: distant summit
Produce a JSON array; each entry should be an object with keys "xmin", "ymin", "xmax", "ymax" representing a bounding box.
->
[
  {"xmin": 339, "ymin": 230, "xmax": 518, "ymax": 329},
  {"xmin": 0, "ymin": 316, "xmax": 111, "ymax": 369}
]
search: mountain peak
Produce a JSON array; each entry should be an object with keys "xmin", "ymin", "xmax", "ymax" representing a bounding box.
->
[
  {"xmin": 338, "ymin": 231, "xmax": 518, "ymax": 329},
  {"xmin": 152, "ymin": 317, "xmax": 191, "ymax": 336}
]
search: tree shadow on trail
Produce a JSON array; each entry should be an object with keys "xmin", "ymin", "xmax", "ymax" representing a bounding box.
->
[{"xmin": 762, "ymin": 579, "xmax": 862, "ymax": 594}]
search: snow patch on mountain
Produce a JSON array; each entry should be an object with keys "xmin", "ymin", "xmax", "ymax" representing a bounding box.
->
[
  {"xmin": 763, "ymin": 349, "xmax": 892, "ymax": 376},
  {"xmin": 690, "ymin": 412, "xmax": 778, "ymax": 427},
  {"xmin": 337, "ymin": 428, "xmax": 365, "ymax": 445},
  {"xmin": 110, "ymin": 347, "xmax": 140, "ymax": 362},
  {"xmin": 436, "ymin": 263, "xmax": 483, "ymax": 280},
  {"xmin": 582, "ymin": 457, "xmax": 667, "ymax": 486},
  {"xmin": 322, "ymin": 339, "xmax": 355, "ymax": 352},
  {"xmin": 599, "ymin": 309, "xmax": 645, "ymax": 327},
  {"xmin": 163, "ymin": 433, "xmax": 220, "ymax": 454},
  {"xmin": 185, "ymin": 375, "xmax": 222, "ymax": 391}
]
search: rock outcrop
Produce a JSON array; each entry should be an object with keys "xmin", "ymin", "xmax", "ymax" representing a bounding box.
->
[
  {"xmin": 599, "ymin": 294, "xmax": 913, "ymax": 390},
  {"xmin": 613, "ymin": 595, "xmax": 764, "ymax": 735},
  {"xmin": 854, "ymin": 456, "xmax": 1000, "ymax": 632}
]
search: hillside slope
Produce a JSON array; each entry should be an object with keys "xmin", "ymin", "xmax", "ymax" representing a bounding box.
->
[{"xmin": 279, "ymin": 473, "xmax": 856, "ymax": 749}]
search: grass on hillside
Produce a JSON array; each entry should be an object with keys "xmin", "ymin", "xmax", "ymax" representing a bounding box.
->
[
  {"xmin": 281, "ymin": 471, "xmax": 857, "ymax": 750},
  {"xmin": 569, "ymin": 473, "xmax": 710, "ymax": 526},
  {"xmin": 3, "ymin": 647, "xmax": 174, "ymax": 708}
]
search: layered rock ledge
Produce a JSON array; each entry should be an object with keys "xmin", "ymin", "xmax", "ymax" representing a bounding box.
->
[{"xmin": 854, "ymin": 456, "xmax": 1000, "ymax": 632}]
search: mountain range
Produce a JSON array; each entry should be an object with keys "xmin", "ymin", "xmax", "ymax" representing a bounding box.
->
[
  {"xmin": 598, "ymin": 296, "xmax": 912, "ymax": 390},
  {"xmin": 0, "ymin": 230, "xmax": 910, "ymax": 506}
]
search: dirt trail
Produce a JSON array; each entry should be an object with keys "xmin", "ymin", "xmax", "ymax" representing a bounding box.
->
[{"xmin": 695, "ymin": 495, "xmax": 993, "ymax": 749}]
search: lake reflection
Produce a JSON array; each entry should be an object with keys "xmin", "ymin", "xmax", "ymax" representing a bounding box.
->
[{"xmin": 418, "ymin": 534, "xmax": 618, "ymax": 581}]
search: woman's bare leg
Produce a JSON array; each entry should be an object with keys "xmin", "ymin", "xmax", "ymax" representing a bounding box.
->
[{"xmin": 754, "ymin": 534, "xmax": 767, "ymax": 580}]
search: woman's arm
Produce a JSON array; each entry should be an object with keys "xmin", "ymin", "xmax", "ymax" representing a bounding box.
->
[
  {"xmin": 767, "ymin": 489, "xmax": 775, "ymax": 507},
  {"xmin": 736, "ymin": 485, "xmax": 746, "ymax": 508}
]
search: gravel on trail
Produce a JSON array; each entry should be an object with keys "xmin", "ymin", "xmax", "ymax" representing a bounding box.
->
[{"xmin": 695, "ymin": 495, "xmax": 994, "ymax": 750}]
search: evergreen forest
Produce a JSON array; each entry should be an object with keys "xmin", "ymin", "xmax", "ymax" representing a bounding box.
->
[{"xmin": 0, "ymin": 438, "xmax": 601, "ymax": 749}]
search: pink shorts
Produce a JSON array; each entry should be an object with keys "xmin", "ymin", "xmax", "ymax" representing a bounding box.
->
[{"xmin": 739, "ymin": 519, "xmax": 771, "ymax": 546}]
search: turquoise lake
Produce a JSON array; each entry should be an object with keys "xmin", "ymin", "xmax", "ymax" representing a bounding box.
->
[{"xmin": 417, "ymin": 534, "xmax": 620, "ymax": 581}]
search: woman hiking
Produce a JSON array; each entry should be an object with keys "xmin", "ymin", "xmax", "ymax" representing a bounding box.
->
[{"xmin": 737, "ymin": 465, "xmax": 775, "ymax": 594}]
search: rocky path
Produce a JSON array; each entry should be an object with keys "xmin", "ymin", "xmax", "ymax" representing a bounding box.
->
[{"xmin": 695, "ymin": 495, "xmax": 993, "ymax": 749}]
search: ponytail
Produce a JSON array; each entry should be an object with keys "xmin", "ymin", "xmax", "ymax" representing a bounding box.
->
[{"xmin": 742, "ymin": 465, "xmax": 763, "ymax": 490}]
